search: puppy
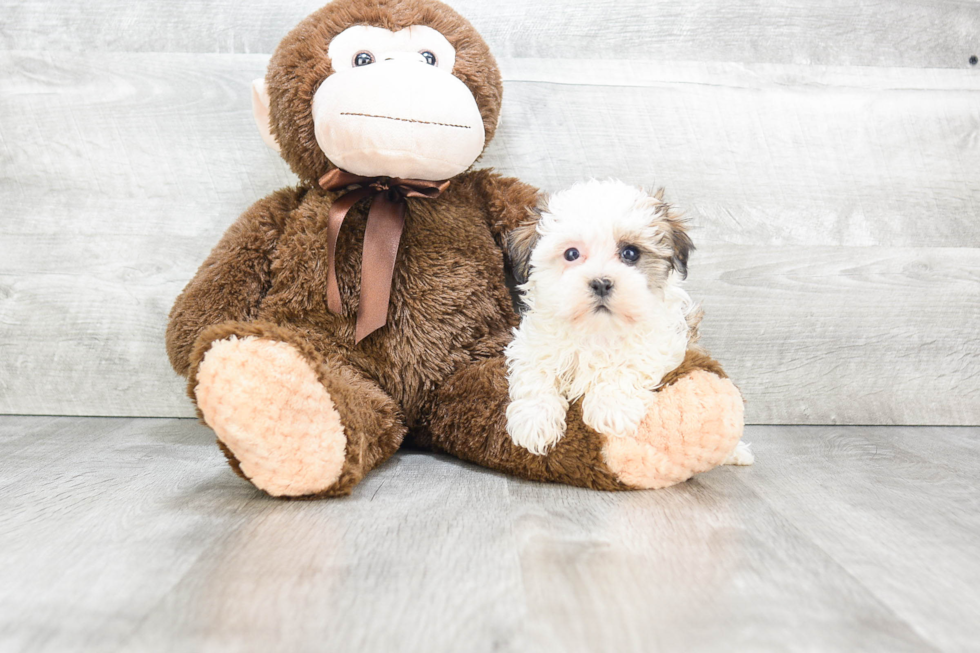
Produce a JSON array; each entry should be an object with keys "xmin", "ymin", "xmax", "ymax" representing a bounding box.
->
[{"xmin": 505, "ymin": 179, "xmax": 752, "ymax": 466}]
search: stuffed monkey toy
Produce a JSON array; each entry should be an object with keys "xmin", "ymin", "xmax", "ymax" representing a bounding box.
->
[{"xmin": 166, "ymin": 0, "xmax": 745, "ymax": 498}]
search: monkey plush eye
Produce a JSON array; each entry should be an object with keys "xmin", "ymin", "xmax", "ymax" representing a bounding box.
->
[
  {"xmin": 620, "ymin": 245, "xmax": 640, "ymax": 264},
  {"xmin": 420, "ymin": 51, "xmax": 437, "ymax": 65},
  {"xmin": 353, "ymin": 51, "xmax": 375, "ymax": 67},
  {"xmin": 563, "ymin": 248, "xmax": 580, "ymax": 262}
]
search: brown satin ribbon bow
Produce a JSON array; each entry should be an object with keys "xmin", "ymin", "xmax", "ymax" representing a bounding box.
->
[{"xmin": 318, "ymin": 168, "xmax": 450, "ymax": 344}]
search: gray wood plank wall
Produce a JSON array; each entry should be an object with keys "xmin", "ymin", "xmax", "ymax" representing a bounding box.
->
[{"xmin": 1, "ymin": 1, "xmax": 978, "ymax": 423}]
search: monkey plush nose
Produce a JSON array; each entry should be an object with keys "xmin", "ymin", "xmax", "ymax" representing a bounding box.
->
[{"xmin": 589, "ymin": 278, "xmax": 614, "ymax": 298}]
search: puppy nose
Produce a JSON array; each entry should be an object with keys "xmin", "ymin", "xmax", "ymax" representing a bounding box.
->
[{"xmin": 589, "ymin": 278, "xmax": 614, "ymax": 298}]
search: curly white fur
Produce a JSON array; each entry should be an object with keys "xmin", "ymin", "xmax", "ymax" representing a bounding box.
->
[{"xmin": 505, "ymin": 180, "xmax": 698, "ymax": 455}]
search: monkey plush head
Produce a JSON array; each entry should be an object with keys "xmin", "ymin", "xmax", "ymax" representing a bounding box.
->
[{"xmin": 252, "ymin": 0, "xmax": 503, "ymax": 185}]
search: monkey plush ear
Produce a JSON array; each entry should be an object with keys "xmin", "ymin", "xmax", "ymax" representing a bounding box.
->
[
  {"xmin": 506, "ymin": 210, "xmax": 541, "ymax": 285},
  {"xmin": 251, "ymin": 78, "xmax": 280, "ymax": 152}
]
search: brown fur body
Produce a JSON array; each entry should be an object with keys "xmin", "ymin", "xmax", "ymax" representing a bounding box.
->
[{"xmin": 170, "ymin": 169, "xmax": 536, "ymax": 431}]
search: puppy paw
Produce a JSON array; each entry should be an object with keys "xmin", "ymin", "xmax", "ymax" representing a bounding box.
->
[
  {"xmin": 582, "ymin": 391, "xmax": 649, "ymax": 438},
  {"xmin": 724, "ymin": 441, "xmax": 755, "ymax": 466},
  {"xmin": 506, "ymin": 397, "xmax": 568, "ymax": 456}
]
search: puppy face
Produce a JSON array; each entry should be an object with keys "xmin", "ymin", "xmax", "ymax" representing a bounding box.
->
[{"xmin": 508, "ymin": 179, "xmax": 693, "ymax": 330}]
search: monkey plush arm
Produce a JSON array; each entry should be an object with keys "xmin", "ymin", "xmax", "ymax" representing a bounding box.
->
[
  {"xmin": 165, "ymin": 187, "xmax": 304, "ymax": 377},
  {"xmin": 470, "ymin": 169, "xmax": 541, "ymax": 243}
]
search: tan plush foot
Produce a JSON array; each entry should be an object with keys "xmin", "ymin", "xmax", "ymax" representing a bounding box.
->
[
  {"xmin": 601, "ymin": 370, "xmax": 745, "ymax": 490},
  {"xmin": 195, "ymin": 336, "xmax": 347, "ymax": 497}
]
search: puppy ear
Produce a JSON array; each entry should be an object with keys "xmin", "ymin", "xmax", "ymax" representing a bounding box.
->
[
  {"xmin": 647, "ymin": 188, "xmax": 694, "ymax": 279},
  {"xmin": 666, "ymin": 216, "xmax": 694, "ymax": 279},
  {"xmin": 506, "ymin": 208, "xmax": 541, "ymax": 285}
]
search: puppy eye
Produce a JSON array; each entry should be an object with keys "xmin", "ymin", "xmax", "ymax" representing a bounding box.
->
[
  {"xmin": 420, "ymin": 51, "xmax": 437, "ymax": 66},
  {"xmin": 563, "ymin": 248, "xmax": 580, "ymax": 262},
  {"xmin": 620, "ymin": 245, "xmax": 640, "ymax": 264},
  {"xmin": 353, "ymin": 51, "xmax": 375, "ymax": 67}
]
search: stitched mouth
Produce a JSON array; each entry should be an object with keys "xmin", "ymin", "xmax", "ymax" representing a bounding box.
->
[{"xmin": 340, "ymin": 112, "xmax": 472, "ymax": 129}]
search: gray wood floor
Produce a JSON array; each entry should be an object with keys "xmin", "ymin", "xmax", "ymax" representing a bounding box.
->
[{"xmin": 0, "ymin": 417, "xmax": 977, "ymax": 652}]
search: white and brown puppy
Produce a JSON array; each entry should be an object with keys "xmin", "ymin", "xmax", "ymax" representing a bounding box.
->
[{"xmin": 505, "ymin": 179, "xmax": 752, "ymax": 464}]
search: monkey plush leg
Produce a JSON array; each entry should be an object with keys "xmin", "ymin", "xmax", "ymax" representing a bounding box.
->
[
  {"xmin": 426, "ymin": 351, "xmax": 744, "ymax": 491},
  {"xmin": 599, "ymin": 367, "xmax": 746, "ymax": 488},
  {"xmin": 188, "ymin": 322, "xmax": 405, "ymax": 498}
]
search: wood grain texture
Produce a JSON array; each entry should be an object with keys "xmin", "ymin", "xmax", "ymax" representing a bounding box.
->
[
  {"xmin": 0, "ymin": 51, "xmax": 294, "ymax": 418},
  {"xmin": 2, "ymin": 417, "xmax": 978, "ymax": 652},
  {"xmin": 491, "ymin": 59, "xmax": 980, "ymax": 248},
  {"xmin": 691, "ymin": 245, "xmax": 980, "ymax": 426},
  {"xmin": 2, "ymin": 52, "xmax": 979, "ymax": 421},
  {"xmin": 1, "ymin": 0, "xmax": 979, "ymax": 69},
  {"xmin": 5, "ymin": 54, "xmax": 978, "ymax": 247},
  {"xmin": 735, "ymin": 425, "xmax": 980, "ymax": 653}
]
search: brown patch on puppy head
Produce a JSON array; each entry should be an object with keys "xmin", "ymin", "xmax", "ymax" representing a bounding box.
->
[
  {"xmin": 666, "ymin": 216, "xmax": 694, "ymax": 279},
  {"xmin": 643, "ymin": 190, "xmax": 694, "ymax": 279},
  {"xmin": 631, "ymin": 249, "xmax": 674, "ymax": 294},
  {"xmin": 266, "ymin": 0, "xmax": 503, "ymax": 186},
  {"xmin": 506, "ymin": 207, "xmax": 542, "ymax": 286}
]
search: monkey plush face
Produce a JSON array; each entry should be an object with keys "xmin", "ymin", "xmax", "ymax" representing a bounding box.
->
[
  {"xmin": 313, "ymin": 25, "xmax": 486, "ymax": 180},
  {"xmin": 253, "ymin": 0, "xmax": 503, "ymax": 185}
]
